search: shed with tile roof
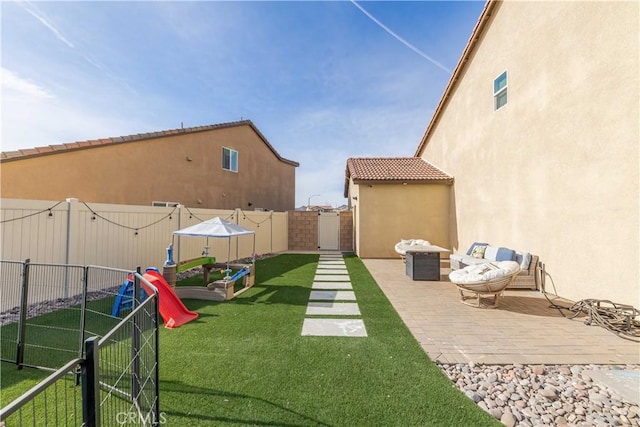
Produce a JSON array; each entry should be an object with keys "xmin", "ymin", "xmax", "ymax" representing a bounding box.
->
[
  {"xmin": 344, "ymin": 157, "xmax": 453, "ymax": 258},
  {"xmin": 0, "ymin": 120, "xmax": 298, "ymax": 211}
]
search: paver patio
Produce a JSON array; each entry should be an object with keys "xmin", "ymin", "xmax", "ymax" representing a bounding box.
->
[{"xmin": 361, "ymin": 258, "xmax": 640, "ymax": 365}]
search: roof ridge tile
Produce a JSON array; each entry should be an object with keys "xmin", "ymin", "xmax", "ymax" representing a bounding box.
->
[{"xmin": 0, "ymin": 119, "xmax": 299, "ymax": 167}]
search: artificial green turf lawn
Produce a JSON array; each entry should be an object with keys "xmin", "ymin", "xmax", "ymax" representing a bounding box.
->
[
  {"xmin": 158, "ymin": 254, "xmax": 498, "ymax": 426},
  {"xmin": 0, "ymin": 297, "xmax": 121, "ymax": 370},
  {"xmin": 1, "ymin": 297, "xmax": 127, "ymax": 406},
  {"xmin": 1, "ymin": 254, "xmax": 498, "ymax": 426}
]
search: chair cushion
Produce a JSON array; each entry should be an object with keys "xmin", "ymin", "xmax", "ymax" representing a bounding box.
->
[
  {"xmin": 471, "ymin": 245, "xmax": 487, "ymax": 259},
  {"xmin": 483, "ymin": 245, "xmax": 499, "ymax": 261},
  {"xmin": 461, "ymin": 257, "xmax": 491, "ymax": 266},
  {"xmin": 466, "ymin": 242, "xmax": 489, "ymax": 255},
  {"xmin": 515, "ymin": 252, "xmax": 532, "ymax": 270},
  {"xmin": 496, "ymin": 247, "xmax": 516, "ymax": 261},
  {"xmin": 395, "ymin": 239, "xmax": 431, "ymax": 255},
  {"xmin": 449, "ymin": 261, "xmax": 520, "ymax": 284}
]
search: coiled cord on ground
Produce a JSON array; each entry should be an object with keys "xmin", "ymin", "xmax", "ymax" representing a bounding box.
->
[
  {"xmin": 570, "ymin": 299, "xmax": 640, "ymax": 340},
  {"xmin": 538, "ymin": 266, "xmax": 640, "ymax": 342}
]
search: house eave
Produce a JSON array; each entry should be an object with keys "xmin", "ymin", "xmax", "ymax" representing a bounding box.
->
[
  {"xmin": 414, "ymin": 0, "xmax": 498, "ymax": 157},
  {"xmin": 1, "ymin": 120, "xmax": 300, "ymax": 167}
]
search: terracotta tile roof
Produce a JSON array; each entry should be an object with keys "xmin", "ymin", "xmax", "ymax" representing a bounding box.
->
[
  {"xmin": 344, "ymin": 157, "xmax": 453, "ymax": 196},
  {"xmin": 0, "ymin": 119, "xmax": 299, "ymax": 167},
  {"xmin": 346, "ymin": 157, "xmax": 453, "ymax": 181}
]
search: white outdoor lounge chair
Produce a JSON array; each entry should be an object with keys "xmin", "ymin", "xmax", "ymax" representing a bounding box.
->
[
  {"xmin": 449, "ymin": 261, "xmax": 521, "ymax": 308},
  {"xmin": 394, "ymin": 239, "xmax": 431, "ymax": 260}
]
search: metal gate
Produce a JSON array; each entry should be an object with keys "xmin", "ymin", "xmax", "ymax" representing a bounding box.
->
[{"xmin": 317, "ymin": 212, "xmax": 340, "ymax": 250}]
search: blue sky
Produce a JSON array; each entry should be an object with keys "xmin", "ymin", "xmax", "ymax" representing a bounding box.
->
[{"xmin": 1, "ymin": 1, "xmax": 484, "ymax": 208}]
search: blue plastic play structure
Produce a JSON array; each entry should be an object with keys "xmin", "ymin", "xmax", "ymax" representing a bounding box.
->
[
  {"xmin": 111, "ymin": 268, "xmax": 158, "ymax": 317},
  {"xmin": 224, "ymin": 266, "xmax": 251, "ymax": 282}
]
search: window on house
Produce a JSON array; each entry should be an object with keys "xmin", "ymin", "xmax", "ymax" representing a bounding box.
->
[
  {"xmin": 494, "ymin": 71, "xmax": 508, "ymax": 110},
  {"xmin": 152, "ymin": 201, "xmax": 179, "ymax": 207},
  {"xmin": 222, "ymin": 147, "xmax": 238, "ymax": 172}
]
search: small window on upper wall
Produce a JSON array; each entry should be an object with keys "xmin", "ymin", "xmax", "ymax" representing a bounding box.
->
[
  {"xmin": 222, "ymin": 147, "xmax": 238, "ymax": 172},
  {"xmin": 494, "ymin": 71, "xmax": 508, "ymax": 110}
]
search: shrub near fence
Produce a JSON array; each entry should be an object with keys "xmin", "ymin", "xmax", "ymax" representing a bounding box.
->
[{"xmin": 0, "ymin": 198, "xmax": 289, "ymax": 271}]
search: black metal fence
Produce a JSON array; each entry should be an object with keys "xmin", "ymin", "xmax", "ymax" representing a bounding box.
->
[
  {"xmin": 0, "ymin": 358, "xmax": 84, "ymax": 425},
  {"xmin": 1, "ymin": 260, "xmax": 134, "ymax": 370},
  {"xmin": 0, "ymin": 272, "xmax": 160, "ymax": 426}
]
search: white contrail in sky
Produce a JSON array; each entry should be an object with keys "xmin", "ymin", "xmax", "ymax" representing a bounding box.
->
[
  {"xmin": 350, "ymin": 0, "xmax": 452, "ymax": 74},
  {"xmin": 17, "ymin": 1, "xmax": 75, "ymax": 48},
  {"xmin": 15, "ymin": 0, "xmax": 138, "ymax": 96}
]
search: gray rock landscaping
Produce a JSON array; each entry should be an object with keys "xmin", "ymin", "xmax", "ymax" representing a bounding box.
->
[{"xmin": 439, "ymin": 362, "xmax": 640, "ymax": 426}]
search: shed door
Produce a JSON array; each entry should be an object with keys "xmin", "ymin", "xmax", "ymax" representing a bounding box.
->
[{"xmin": 318, "ymin": 212, "xmax": 340, "ymax": 250}]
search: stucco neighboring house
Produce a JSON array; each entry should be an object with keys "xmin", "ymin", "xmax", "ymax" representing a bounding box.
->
[
  {"xmin": 344, "ymin": 157, "xmax": 453, "ymax": 258},
  {"xmin": 0, "ymin": 120, "xmax": 299, "ymax": 211},
  {"xmin": 415, "ymin": 0, "xmax": 639, "ymax": 306}
]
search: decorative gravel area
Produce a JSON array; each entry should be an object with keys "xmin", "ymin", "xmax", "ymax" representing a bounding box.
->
[
  {"xmin": 439, "ymin": 362, "xmax": 640, "ymax": 426},
  {"xmin": 0, "ymin": 288, "xmax": 119, "ymax": 326}
]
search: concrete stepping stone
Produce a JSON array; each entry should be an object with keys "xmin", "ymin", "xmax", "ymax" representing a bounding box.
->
[
  {"xmin": 312, "ymin": 282, "xmax": 352, "ymax": 290},
  {"xmin": 317, "ymin": 265, "xmax": 346, "ymax": 269},
  {"xmin": 309, "ymin": 290, "xmax": 356, "ymax": 301},
  {"xmin": 318, "ymin": 260, "xmax": 345, "ymax": 265},
  {"xmin": 313, "ymin": 275, "xmax": 350, "ymax": 282},
  {"xmin": 319, "ymin": 254, "xmax": 343, "ymax": 258},
  {"xmin": 301, "ymin": 319, "xmax": 367, "ymax": 337},
  {"xmin": 306, "ymin": 302, "xmax": 360, "ymax": 316},
  {"xmin": 584, "ymin": 369, "xmax": 640, "ymax": 405},
  {"xmin": 316, "ymin": 265, "xmax": 347, "ymax": 273},
  {"xmin": 315, "ymin": 269, "xmax": 349, "ymax": 275}
]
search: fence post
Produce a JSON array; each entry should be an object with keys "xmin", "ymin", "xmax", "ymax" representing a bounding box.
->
[
  {"xmin": 78, "ymin": 266, "xmax": 90, "ymax": 358},
  {"xmin": 63, "ymin": 198, "xmax": 80, "ymax": 298},
  {"xmin": 65, "ymin": 198, "xmax": 80, "ymax": 265},
  {"xmin": 153, "ymin": 289, "xmax": 161, "ymax": 426},
  {"xmin": 132, "ymin": 267, "xmax": 141, "ymax": 407},
  {"xmin": 16, "ymin": 258, "xmax": 30, "ymax": 369},
  {"xmin": 82, "ymin": 336, "xmax": 100, "ymax": 427},
  {"xmin": 235, "ymin": 208, "xmax": 241, "ymax": 261},
  {"xmin": 171, "ymin": 204, "xmax": 184, "ymax": 268}
]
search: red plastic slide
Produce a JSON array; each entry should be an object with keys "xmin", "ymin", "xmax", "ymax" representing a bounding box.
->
[{"xmin": 142, "ymin": 270, "xmax": 199, "ymax": 329}]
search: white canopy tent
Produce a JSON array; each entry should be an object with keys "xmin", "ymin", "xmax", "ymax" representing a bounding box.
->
[{"xmin": 172, "ymin": 217, "xmax": 256, "ymax": 267}]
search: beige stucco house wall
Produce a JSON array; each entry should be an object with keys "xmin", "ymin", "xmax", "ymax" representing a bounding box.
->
[
  {"xmin": 0, "ymin": 120, "xmax": 298, "ymax": 212},
  {"xmin": 349, "ymin": 183, "xmax": 451, "ymax": 258},
  {"xmin": 416, "ymin": 1, "xmax": 639, "ymax": 306},
  {"xmin": 345, "ymin": 158, "xmax": 453, "ymax": 258}
]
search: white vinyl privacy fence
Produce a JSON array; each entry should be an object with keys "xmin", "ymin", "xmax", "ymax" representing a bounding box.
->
[{"xmin": 1, "ymin": 198, "xmax": 288, "ymax": 270}]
